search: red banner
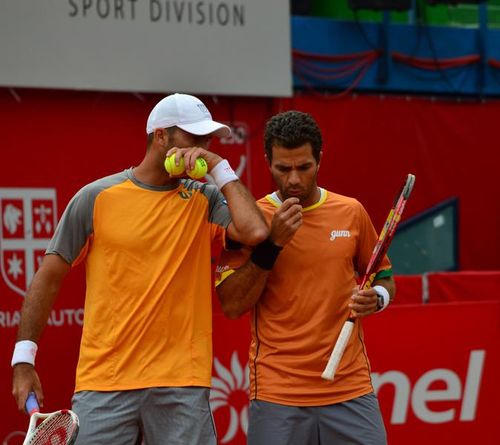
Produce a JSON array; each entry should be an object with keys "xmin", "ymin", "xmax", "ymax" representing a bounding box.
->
[
  {"xmin": 364, "ymin": 301, "xmax": 500, "ymax": 444},
  {"xmin": 393, "ymin": 275, "xmax": 424, "ymax": 305},
  {"xmin": 427, "ymin": 271, "xmax": 500, "ymax": 303},
  {"xmin": 3, "ymin": 299, "xmax": 498, "ymax": 444},
  {"xmin": 1, "ymin": 88, "xmax": 500, "ymax": 444},
  {"xmin": 210, "ymin": 301, "xmax": 500, "ymax": 445},
  {"xmin": 1, "ymin": 88, "xmax": 499, "ymax": 269}
]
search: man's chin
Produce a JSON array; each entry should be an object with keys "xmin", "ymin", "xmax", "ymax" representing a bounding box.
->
[
  {"xmin": 282, "ymin": 191, "xmax": 305, "ymax": 202},
  {"xmin": 285, "ymin": 191, "xmax": 304, "ymax": 200}
]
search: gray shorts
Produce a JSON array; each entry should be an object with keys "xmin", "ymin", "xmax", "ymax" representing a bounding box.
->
[
  {"xmin": 247, "ymin": 392, "xmax": 387, "ymax": 445},
  {"xmin": 71, "ymin": 387, "xmax": 216, "ymax": 445}
]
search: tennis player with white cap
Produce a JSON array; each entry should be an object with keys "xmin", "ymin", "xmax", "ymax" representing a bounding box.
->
[
  {"xmin": 12, "ymin": 93, "xmax": 268, "ymax": 444},
  {"xmin": 147, "ymin": 93, "xmax": 229, "ymax": 136}
]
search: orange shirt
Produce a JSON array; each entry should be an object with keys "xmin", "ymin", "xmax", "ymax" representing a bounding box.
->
[
  {"xmin": 217, "ymin": 189, "xmax": 392, "ymax": 406},
  {"xmin": 47, "ymin": 169, "xmax": 229, "ymax": 392}
]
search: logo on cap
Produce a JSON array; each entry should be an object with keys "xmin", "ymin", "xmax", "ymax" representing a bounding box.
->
[{"xmin": 196, "ymin": 103, "xmax": 210, "ymax": 117}]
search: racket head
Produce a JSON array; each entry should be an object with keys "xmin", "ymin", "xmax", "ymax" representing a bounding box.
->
[
  {"xmin": 360, "ymin": 173, "xmax": 415, "ymax": 289},
  {"xmin": 402, "ymin": 173, "xmax": 416, "ymax": 199},
  {"xmin": 24, "ymin": 411, "xmax": 79, "ymax": 445},
  {"xmin": 23, "ymin": 393, "xmax": 79, "ymax": 445}
]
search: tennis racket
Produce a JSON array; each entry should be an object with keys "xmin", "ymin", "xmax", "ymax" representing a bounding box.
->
[
  {"xmin": 322, "ymin": 173, "xmax": 416, "ymax": 381},
  {"xmin": 23, "ymin": 392, "xmax": 79, "ymax": 445}
]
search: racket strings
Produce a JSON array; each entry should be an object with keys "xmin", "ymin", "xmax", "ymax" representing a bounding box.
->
[{"xmin": 28, "ymin": 412, "xmax": 77, "ymax": 445}]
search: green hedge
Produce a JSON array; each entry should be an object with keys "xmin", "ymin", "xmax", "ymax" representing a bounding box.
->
[{"xmin": 310, "ymin": 0, "xmax": 500, "ymax": 28}]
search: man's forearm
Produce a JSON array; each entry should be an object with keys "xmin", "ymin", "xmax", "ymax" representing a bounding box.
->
[
  {"xmin": 17, "ymin": 255, "xmax": 70, "ymax": 342},
  {"xmin": 17, "ymin": 280, "xmax": 59, "ymax": 342},
  {"xmin": 222, "ymin": 180, "xmax": 268, "ymax": 246},
  {"xmin": 217, "ymin": 261, "xmax": 270, "ymax": 319}
]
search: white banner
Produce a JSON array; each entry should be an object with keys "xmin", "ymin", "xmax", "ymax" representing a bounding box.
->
[{"xmin": 0, "ymin": 0, "xmax": 291, "ymax": 97}]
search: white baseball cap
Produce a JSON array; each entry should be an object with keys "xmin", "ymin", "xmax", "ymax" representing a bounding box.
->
[{"xmin": 146, "ymin": 93, "xmax": 231, "ymax": 137}]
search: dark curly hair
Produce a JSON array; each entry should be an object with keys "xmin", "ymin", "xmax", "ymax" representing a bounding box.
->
[{"xmin": 264, "ymin": 111, "xmax": 322, "ymax": 162}]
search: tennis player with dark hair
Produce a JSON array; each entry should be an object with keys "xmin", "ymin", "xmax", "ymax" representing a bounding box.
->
[
  {"xmin": 11, "ymin": 93, "xmax": 268, "ymax": 444},
  {"xmin": 216, "ymin": 110, "xmax": 395, "ymax": 445}
]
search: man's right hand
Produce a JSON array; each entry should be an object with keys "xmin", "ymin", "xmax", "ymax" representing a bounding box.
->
[
  {"xmin": 166, "ymin": 146, "xmax": 223, "ymax": 174},
  {"xmin": 12, "ymin": 364, "xmax": 44, "ymax": 412},
  {"xmin": 270, "ymin": 198, "xmax": 303, "ymax": 247}
]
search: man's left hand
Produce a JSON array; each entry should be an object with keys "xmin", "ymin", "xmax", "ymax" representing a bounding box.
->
[{"xmin": 349, "ymin": 286, "xmax": 378, "ymax": 318}]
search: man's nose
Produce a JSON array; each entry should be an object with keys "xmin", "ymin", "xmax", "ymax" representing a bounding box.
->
[
  {"xmin": 196, "ymin": 136, "xmax": 211, "ymax": 148},
  {"xmin": 288, "ymin": 169, "xmax": 300, "ymax": 184}
]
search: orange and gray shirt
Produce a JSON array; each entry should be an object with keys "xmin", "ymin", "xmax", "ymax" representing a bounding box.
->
[
  {"xmin": 47, "ymin": 168, "xmax": 230, "ymax": 392},
  {"xmin": 217, "ymin": 188, "xmax": 392, "ymax": 406}
]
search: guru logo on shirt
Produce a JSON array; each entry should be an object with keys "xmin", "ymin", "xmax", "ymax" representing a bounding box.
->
[{"xmin": 330, "ymin": 230, "xmax": 351, "ymax": 241}]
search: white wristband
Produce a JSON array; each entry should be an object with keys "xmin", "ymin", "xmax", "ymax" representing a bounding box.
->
[
  {"xmin": 210, "ymin": 159, "xmax": 239, "ymax": 190},
  {"xmin": 373, "ymin": 285, "xmax": 390, "ymax": 313},
  {"xmin": 11, "ymin": 340, "xmax": 38, "ymax": 367}
]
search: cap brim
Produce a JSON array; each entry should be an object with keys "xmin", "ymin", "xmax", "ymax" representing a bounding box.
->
[{"xmin": 177, "ymin": 120, "xmax": 231, "ymax": 138}]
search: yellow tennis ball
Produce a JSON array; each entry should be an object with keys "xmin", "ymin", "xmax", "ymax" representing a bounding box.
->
[
  {"xmin": 187, "ymin": 158, "xmax": 208, "ymax": 179},
  {"xmin": 164, "ymin": 154, "xmax": 185, "ymax": 176}
]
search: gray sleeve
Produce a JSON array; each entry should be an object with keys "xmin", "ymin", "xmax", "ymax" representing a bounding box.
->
[
  {"xmin": 184, "ymin": 180, "xmax": 232, "ymax": 228},
  {"xmin": 46, "ymin": 171, "xmax": 128, "ymax": 264},
  {"xmin": 204, "ymin": 184, "xmax": 232, "ymax": 228},
  {"xmin": 46, "ymin": 184, "xmax": 96, "ymax": 264}
]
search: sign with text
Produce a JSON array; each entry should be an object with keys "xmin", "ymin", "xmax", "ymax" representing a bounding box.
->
[
  {"xmin": 0, "ymin": 0, "xmax": 292, "ymax": 97},
  {"xmin": 363, "ymin": 301, "xmax": 500, "ymax": 444}
]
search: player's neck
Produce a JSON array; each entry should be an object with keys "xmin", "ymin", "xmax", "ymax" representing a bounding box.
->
[
  {"xmin": 301, "ymin": 186, "xmax": 321, "ymax": 208},
  {"xmin": 133, "ymin": 162, "xmax": 179, "ymax": 187}
]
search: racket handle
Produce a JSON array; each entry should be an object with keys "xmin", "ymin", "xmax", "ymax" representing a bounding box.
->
[
  {"xmin": 25, "ymin": 392, "xmax": 40, "ymax": 415},
  {"xmin": 322, "ymin": 319, "xmax": 355, "ymax": 381}
]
